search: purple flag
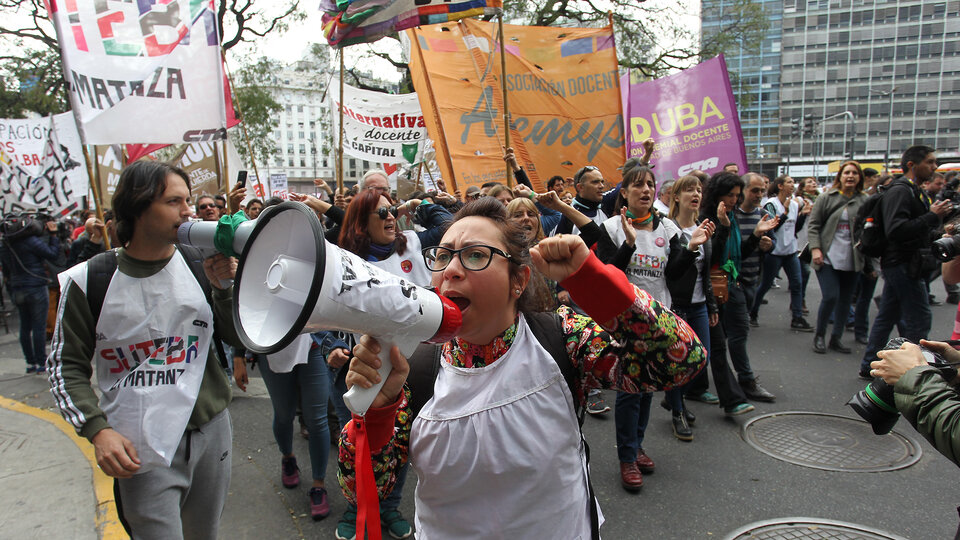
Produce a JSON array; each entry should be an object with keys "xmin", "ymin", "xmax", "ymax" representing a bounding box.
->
[{"xmin": 624, "ymin": 55, "xmax": 747, "ymax": 181}]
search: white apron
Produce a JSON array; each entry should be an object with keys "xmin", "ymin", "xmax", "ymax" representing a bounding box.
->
[
  {"xmin": 91, "ymin": 251, "xmax": 213, "ymax": 473},
  {"xmin": 601, "ymin": 215, "xmax": 676, "ymax": 307},
  {"xmin": 264, "ymin": 334, "xmax": 313, "ymax": 373},
  {"xmin": 376, "ymin": 231, "xmax": 432, "ymax": 287},
  {"xmin": 410, "ymin": 315, "xmax": 600, "ymax": 539}
]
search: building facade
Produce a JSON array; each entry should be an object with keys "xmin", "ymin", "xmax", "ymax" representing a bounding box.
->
[
  {"xmin": 241, "ymin": 50, "xmax": 386, "ymax": 196},
  {"xmin": 703, "ymin": 0, "xmax": 960, "ymax": 176}
]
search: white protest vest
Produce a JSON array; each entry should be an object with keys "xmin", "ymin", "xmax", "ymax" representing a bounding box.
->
[
  {"xmin": 409, "ymin": 315, "xmax": 600, "ymax": 539},
  {"xmin": 601, "ymin": 215, "xmax": 676, "ymax": 307},
  {"xmin": 264, "ymin": 334, "xmax": 312, "ymax": 373},
  {"xmin": 766, "ymin": 197, "xmax": 799, "ymax": 256},
  {"xmin": 376, "ymin": 230, "xmax": 432, "ymax": 287},
  {"xmin": 91, "ymin": 250, "xmax": 213, "ymax": 473}
]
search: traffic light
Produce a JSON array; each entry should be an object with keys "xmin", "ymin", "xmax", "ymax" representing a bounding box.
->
[
  {"xmin": 790, "ymin": 118, "xmax": 801, "ymax": 138},
  {"xmin": 803, "ymin": 114, "xmax": 814, "ymax": 135}
]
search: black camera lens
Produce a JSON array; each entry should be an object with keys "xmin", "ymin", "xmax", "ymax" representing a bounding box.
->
[
  {"xmin": 934, "ymin": 236, "xmax": 960, "ymax": 262},
  {"xmin": 847, "ymin": 379, "xmax": 900, "ymax": 435}
]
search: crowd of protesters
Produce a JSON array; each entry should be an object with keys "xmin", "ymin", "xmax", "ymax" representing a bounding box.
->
[{"xmin": 0, "ymin": 141, "xmax": 949, "ymax": 538}]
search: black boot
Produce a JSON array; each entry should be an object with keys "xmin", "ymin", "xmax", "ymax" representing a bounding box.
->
[
  {"xmin": 672, "ymin": 413, "xmax": 693, "ymax": 441},
  {"xmin": 813, "ymin": 335, "xmax": 826, "ymax": 354},
  {"xmin": 829, "ymin": 336, "xmax": 852, "ymax": 354}
]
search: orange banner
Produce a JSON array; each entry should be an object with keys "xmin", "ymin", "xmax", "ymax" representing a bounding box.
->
[{"xmin": 408, "ymin": 20, "xmax": 624, "ymax": 192}]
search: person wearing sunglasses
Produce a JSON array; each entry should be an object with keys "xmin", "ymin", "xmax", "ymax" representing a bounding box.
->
[
  {"xmin": 195, "ymin": 195, "xmax": 219, "ymax": 222},
  {"xmin": 339, "ymin": 197, "xmax": 705, "ymax": 538}
]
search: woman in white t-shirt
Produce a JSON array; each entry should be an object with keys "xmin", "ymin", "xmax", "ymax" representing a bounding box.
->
[
  {"xmin": 596, "ymin": 166, "xmax": 699, "ymax": 489},
  {"xmin": 750, "ymin": 175, "xmax": 813, "ymax": 331},
  {"xmin": 807, "ymin": 161, "xmax": 868, "ymax": 354}
]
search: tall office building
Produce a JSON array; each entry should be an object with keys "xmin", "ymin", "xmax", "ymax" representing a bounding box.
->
[
  {"xmin": 703, "ymin": 0, "xmax": 960, "ymax": 175},
  {"xmin": 701, "ymin": 0, "xmax": 785, "ymax": 166}
]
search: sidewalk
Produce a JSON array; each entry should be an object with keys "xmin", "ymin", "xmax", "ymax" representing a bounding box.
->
[{"xmin": 0, "ymin": 398, "xmax": 106, "ymax": 539}]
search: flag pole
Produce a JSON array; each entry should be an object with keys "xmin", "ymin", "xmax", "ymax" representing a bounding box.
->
[
  {"xmin": 337, "ymin": 50, "xmax": 345, "ymax": 193},
  {"xmin": 83, "ymin": 145, "xmax": 111, "ymax": 250},
  {"xmin": 498, "ymin": 14, "xmax": 512, "ymax": 188}
]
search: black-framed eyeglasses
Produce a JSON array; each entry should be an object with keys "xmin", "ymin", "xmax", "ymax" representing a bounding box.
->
[
  {"xmin": 422, "ymin": 245, "xmax": 518, "ymax": 272},
  {"xmin": 198, "ymin": 203, "xmax": 216, "ymax": 210},
  {"xmin": 371, "ymin": 206, "xmax": 398, "ymax": 219}
]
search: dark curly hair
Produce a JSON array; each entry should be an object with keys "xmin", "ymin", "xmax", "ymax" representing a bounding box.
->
[
  {"xmin": 700, "ymin": 171, "xmax": 745, "ymax": 222},
  {"xmin": 112, "ymin": 160, "xmax": 189, "ymax": 246}
]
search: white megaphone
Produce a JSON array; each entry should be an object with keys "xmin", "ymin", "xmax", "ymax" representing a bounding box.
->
[
  {"xmin": 177, "ymin": 217, "xmax": 259, "ymax": 289},
  {"xmin": 224, "ymin": 202, "xmax": 461, "ymax": 415}
]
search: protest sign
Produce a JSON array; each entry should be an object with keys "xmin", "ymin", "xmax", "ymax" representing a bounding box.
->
[
  {"xmin": 174, "ymin": 142, "xmax": 222, "ymax": 197},
  {"xmin": 408, "ymin": 20, "xmax": 624, "ymax": 192},
  {"xmin": 0, "ymin": 116, "xmax": 83, "ymax": 216},
  {"xmin": 95, "ymin": 145, "xmax": 124, "ymax": 207},
  {"xmin": 47, "ymin": 0, "xmax": 227, "ymax": 144},
  {"xmin": 270, "ymin": 173, "xmax": 289, "ymax": 200},
  {"xmin": 321, "ymin": 0, "xmax": 501, "ymax": 47},
  {"xmin": 331, "ymin": 84, "xmax": 430, "ymax": 165},
  {"xmin": 624, "ymin": 55, "xmax": 747, "ymax": 180}
]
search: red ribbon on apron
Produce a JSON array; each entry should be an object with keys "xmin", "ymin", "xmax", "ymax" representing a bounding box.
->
[{"xmin": 354, "ymin": 417, "xmax": 382, "ymax": 540}]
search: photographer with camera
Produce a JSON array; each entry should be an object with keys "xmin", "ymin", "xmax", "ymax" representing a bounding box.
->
[
  {"xmin": 869, "ymin": 339, "xmax": 960, "ymax": 466},
  {"xmin": 0, "ymin": 215, "xmax": 61, "ymax": 373},
  {"xmin": 858, "ymin": 145, "xmax": 953, "ymax": 379}
]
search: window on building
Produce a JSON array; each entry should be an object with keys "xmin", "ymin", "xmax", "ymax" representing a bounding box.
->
[
  {"xmin": 299, "ymin": 131, "xmax": 305, "ymax": 139},
  {"xmin": 298, "ymin": 105, "xmax": 304, "ymax": 112}
]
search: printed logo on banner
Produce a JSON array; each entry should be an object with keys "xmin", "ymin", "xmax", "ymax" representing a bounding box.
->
[
  {"xmin": 623, "ymin": 55, "xmax": 748, "ymax": 180},
  {"xmin": 331, "ymin": 83, "xmax": 432, "ymax": 165},
  {"xmin": 48, "ymin": 1, "xmax": 227, "ymax": 145}
]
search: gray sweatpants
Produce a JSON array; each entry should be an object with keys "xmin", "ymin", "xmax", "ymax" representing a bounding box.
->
[{"xmin": 115, "ymin": 409, "xmax": 232, "ymax": 540}]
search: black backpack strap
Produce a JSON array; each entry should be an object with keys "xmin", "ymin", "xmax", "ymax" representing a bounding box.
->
[
  {"xmin": 404, "ymin": 343, "xmax": 442, "ymax": 420},
  {"xmin": 526, "ymin": 310, "xmax": 599, "ymax": 540},
  {"xmin": 526, "ymin": 311, "xmax": 583, "ymax": 422},
  {"xmin": 85, "ymin": 250, "xmax": 119, "ymax": 324},
  {"xmin": 176, "ymin": 245, "xmax": 229, "ymax": 371}
]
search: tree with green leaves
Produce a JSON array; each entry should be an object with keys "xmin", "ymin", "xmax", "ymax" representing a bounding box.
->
[{"xmin": 229, "ymin": 56, "xmax": 284, "ymax": 171}]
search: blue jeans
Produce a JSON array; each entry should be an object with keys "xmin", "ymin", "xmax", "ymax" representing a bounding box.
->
[
  {"xmin": 331, "ymin": 363, "xmax": 409, "ymax": 513},
  {"xmin": 860, "ymin": 264, "xmax": 932, "ymax": 373},
  {"xmin": 853, "ymin": 271, "xmax": 879, "ymax": 340},
  {"xmin": 752, "ymin": 253, "xmax": 804, "ymax": 319},
  {"xmin": 13, "ymin": 286, "xmax": 48, "ymax": 367},
  {"xmin": 258, "ymin": 346, "xmax": 331, "ymax": 482},
  {"xmin": 671, "ymin": 303, "xmax": 711, "ymax": 409},
  {"xmin": 723, "ymin": 281, "xmax": 755, "ymax": 384},
  {"xmin": 815, "ymin": 264, "xmax": 858, "ymax": 338},
  {"xmin": 615, "ymin": 391, "xmax": 652, "ymax": 463}
]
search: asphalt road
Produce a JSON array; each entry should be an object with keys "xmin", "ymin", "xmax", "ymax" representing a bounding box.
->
[{"xmin": 2, "ymin": 278, "xmax": 959, "ymax": 539}]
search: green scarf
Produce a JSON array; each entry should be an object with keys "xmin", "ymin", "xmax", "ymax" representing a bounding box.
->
[{"xmin": 722, "ymin": 211, "xmax": 741, "ymax": 281}]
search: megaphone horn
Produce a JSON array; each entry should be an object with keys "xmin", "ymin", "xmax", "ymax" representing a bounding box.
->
[{"xmin": 231, "ymin": 202, "xmax": 461, "ymax": 415}]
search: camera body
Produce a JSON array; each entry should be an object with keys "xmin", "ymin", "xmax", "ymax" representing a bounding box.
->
[{"xmin": 848, "ymin": 337, "xmax": 957, "ymax": 434}]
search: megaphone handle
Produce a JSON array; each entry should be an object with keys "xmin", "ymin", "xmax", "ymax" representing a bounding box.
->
[{"xmin": 342, "ymin": 337, "xmax": 396, "ymax": 416}]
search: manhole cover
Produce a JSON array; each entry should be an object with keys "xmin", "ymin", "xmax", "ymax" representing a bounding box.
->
[
  {"xmin": 741, "ymin": 412, "xmax": 921, "ymax": 472},
  {"xmin": 725, "ymin": 517, "xmax": 909, "ymax": 540}
]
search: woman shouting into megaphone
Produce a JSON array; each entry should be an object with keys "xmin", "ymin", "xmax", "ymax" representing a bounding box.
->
[{"xmin": 339, "ymin": 197, "xmax": 707, "ymax": 539}]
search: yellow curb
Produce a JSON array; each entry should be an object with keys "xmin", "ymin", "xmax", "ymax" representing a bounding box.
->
[{"xmin": 0, "ymin": 395, "xmax": 127, "ymax": 540}]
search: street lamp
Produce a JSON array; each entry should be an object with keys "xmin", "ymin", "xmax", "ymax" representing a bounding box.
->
[{"xmin": 870, "ymin": 86, "xmax": 898, "ymax": 173}]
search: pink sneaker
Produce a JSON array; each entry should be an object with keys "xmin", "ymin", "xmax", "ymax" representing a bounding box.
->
[
  {"xmin": 309, "ymin": 487, "xmax": 330, "ymax": 520},
  {"xmin": 281, "ymin": 456, "xmax": 299, "ymax": 488}
]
